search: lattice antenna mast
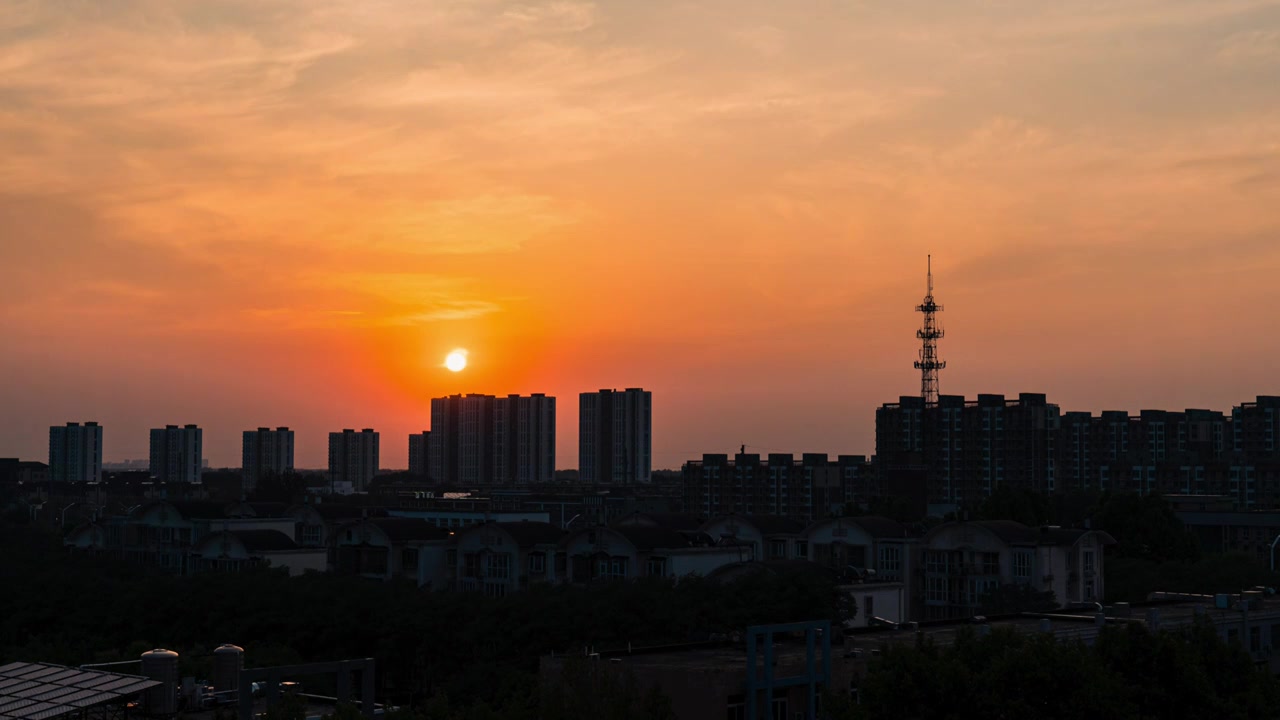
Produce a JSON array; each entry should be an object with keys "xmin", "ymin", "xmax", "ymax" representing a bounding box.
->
[{"xmin": 914, "ymin": 255, "xmax": 946, "ymax": 406}]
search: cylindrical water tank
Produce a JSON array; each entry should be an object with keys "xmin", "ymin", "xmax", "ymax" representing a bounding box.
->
[
  {"xmin": 212, "ymin": 644, "xmax": 244, "ymax": 694},
  {"xmin": 141, "ymin": 649, "xmax": 180, "ymax": 716}
]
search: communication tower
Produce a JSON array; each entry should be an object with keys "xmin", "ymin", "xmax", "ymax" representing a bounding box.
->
[{"xmin": 914, "ymin": 256, "xmax": 945, "ymax": 406}]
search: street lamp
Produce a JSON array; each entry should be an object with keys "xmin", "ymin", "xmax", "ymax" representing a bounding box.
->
[
  {"xmin": 1270, "ymin": 534, "xmax": 1280, "ymax": 572},
  {"xmin": 563, "ymin": 514, "xmax": 582, "ymax": 530}
]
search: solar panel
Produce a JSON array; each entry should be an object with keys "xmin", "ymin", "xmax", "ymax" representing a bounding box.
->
[{"xmin": 0, "ymin": 663, "xmax": 160, "ymax": 720}]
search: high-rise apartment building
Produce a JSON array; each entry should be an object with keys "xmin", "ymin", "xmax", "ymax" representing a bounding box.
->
[
  {"xmin": 242, "ymin": 427, "xmax": 295, "ymax": 492},
  {"xmin": 48, "ymin": 421, "xmax": 102, "ymax": 483},
  {"xmin": 149, "ymin": 424, "xmax": 203, "ymax": 483},
  {"xmin": 682, "ymin": 452, "xmax": 854, "ymax": 522},
  {"xmin": 328, "ymin": 428, "xmax": 379, "ymax": 493},
  {"xmin": 876, "ymin": 393, "xmax": 1280, "ymax": 510},
  {"xmin": 429, "ymin": 394, "xmax": 555, "ymax": 485},
  {"xmin": 579, "ymin": 388, "xmax": 652, "ymax": 484},
  {"xmin": 408, "ymin": 431, "xmax": 431, "ymax": 477}
]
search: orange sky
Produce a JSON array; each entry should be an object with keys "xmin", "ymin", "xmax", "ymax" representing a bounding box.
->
[{"xmin": 2, "ymin": 1, "xmax": 1279, "ymax": 469}]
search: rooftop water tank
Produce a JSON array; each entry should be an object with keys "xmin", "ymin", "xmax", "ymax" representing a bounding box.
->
[
  {"xmin": 212, "ymin": 644, "xmax": 244, "ymax": 695},
  {"xmin": 141, "ymin": 649, "xmax": 179, "ymax": 716}
]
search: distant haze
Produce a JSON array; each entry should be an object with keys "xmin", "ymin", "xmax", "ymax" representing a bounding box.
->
[{"xmin": 2, "ymin": 1, "xmax": 1279, "ymax": 468}]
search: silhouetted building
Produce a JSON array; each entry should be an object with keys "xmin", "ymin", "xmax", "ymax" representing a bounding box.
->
[
  {"xmin": 877, "ymin": 394, "xmax": 1057, "ymax": 508},
  {"xmin": 49, "ymin": 421, "xmax": 102, "ymax": 483},
  {"xmin": 149, "ymin": 424, "xmax": 203, "ymax": 484},
  {"xmin": 0, "ymin": 459, "xmax": 47, "ymax": 485},
  {"xmin": 579, "ymin": 388, "xmax": 652, "ymax": 484},
  {"xmin": 408, "ymin": 431, "xmax": 431, "ymax": 477},
  {"xmin": 241, "ymin": 427, "xmax": 294, "ymax": 493},
  {"xmin": 877, "ymin": 393, "xmax": 1280, "ymax": 509},
  {"xmin": 429, "ymin": 394, "xmax": 555, "ymax": 485},
  {"xmin": 328, "ymin": 428, "xmax": 379, "ymax": 493},
  {"xmin": 682, "ymin": 452, "xmax": 852, "ymax": 522}
]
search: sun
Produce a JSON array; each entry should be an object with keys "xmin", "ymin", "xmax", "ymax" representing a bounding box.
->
[{"xmin": 444, "ymin": 349, "xmax": 468, "ymax": 372}]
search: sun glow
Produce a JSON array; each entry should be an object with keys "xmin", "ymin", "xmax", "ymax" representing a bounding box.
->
[{"xmin": 444, "ymin": 349, "xmax": 468, "ymax": 372}]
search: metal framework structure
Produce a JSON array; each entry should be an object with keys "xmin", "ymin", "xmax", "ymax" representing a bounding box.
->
[
  {"xmin": 914, "ymin": 255, "xmax": 946, "ymax": 406},
  {"xmin": 0, "ymin": 662, "xmax": 160, "ymax": 720},
  {"xmin": 237, "ymin": 659, "xmax": 376, "ymax": 720},
  {"xmin": 744, "ymin": 621, "xmax": 831, "ymax": 720}
]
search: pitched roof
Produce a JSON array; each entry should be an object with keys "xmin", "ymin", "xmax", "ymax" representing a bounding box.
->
[
  {"xmin": 168, "ymin": 501, "xmax": 230, "ymax": 519},
  {"xmin": 745, "ymin": 515, "xmax": 806, "ymax": 536},
  {"xmin": 614, "ymin": 526, "xmax": 691, "ymax": 551},
  {"xmin": 244, "ymin": 502, "xmax": 288, "ymax": 518},
  {"xmin": 367, "ymin": 518, "xmax": 449, "ymax": 543},
  {"xmin": 492, "ymin": 521, "xmax": 564, "ymax": 546},
  {"xmin": 852, "ymin": 516, "xmax": 910, "ymax": 539},
  {"xmin": 972, "ymin": 520, "xmax": 1040, "ymax": 545},
  {"xmin": 229, "ymin": 530, "xmax": 299, "ymax": 553}
]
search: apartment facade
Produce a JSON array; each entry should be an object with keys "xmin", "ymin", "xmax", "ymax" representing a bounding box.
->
[
  {"xmin": 242, "ymin": 427, "xmax": 295, "ymax": 493},
  {"xmin": 429, "ymin": 393, "xmax": 556, "ymax": 485},
  {"xmin": 682, "ymin": 452, "xmax": 855, "ymax": 523},
  {"xmin": 408, "ymin": 431, "xmax": 430, "ymax": 477},
  {"xmin": 49, "ymin": 422, "xmax": 103, "ymax": 483},
  {"xmin": 328, "ymin": 428, "xmax": 379, "ymax": 493},
  {"xmin": 149, "ymin": 424, "xmax": 203, "ymax": 484},
  {"xmin": 579, "ymin": 388, "xmax": 652, "ymax": 484}
]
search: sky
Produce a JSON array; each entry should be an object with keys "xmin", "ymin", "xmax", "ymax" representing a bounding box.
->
[{"xmin": 2, "ymin": 0, "xmax": 1279, "ymax": 470}]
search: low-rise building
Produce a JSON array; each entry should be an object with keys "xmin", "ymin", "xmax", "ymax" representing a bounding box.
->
[
  {"xmin": 920, "ymin": 521, "xmax": 1115, "ymax": 620},
  {"xmin": 452, "ymin": 521, "xmax": 565, "ymax": 596},
  {"xmin": 189, "ymin": 529, "xmax": 327, "ymax": 576},
  {"xmin": 560, "ymin": 526, "xmax": 745, "ymax": 582},
  {"xmin": 699, "ymin": 515, "xmax": 807, "ymax": 561},
  {"xmin": 332, "ymin": 517, "xmax": 450, "ymax": 587}
]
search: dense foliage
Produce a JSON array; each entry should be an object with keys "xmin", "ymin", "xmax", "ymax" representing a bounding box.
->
[
  {"xmin": 0, "ymin": 523, "xmax": 843, "ymax": 718},
  {"xmin": 826, "ymin": 622, "xmax": 1280, "ymax": 720}
]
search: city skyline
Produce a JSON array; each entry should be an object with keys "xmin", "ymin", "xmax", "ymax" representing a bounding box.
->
[{"xmin": 3, "ymin": 1, "xmax": 1279, "ymax": 469}]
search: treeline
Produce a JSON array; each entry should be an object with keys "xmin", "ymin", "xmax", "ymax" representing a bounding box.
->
[
  {"xmin": 827, "ymin": 622, "xmax": 1280, "ymax": 720},
  {"xmin": 0, "ymin": 523, "xmax": 843, "ymax": 719}
]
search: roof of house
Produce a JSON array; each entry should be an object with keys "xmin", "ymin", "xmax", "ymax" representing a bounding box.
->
[
  {"xmin": 745, "ymin": 515, "xmax": 806, "ymax": 536},
  {"xmin": 971, "ymin": 520, "xmax": 1041, "ymax": 545},
  {"xmin": 613, "ymin": 526, "xmax": 691, "ymax": 551},
  {"xmin": 492, "ymin": 521, "xmax": 564, "ymax": 546},
  {"xmin": 168, "ymin": 501, "xmax": 231, "ymax": 519},
  {"xmin": 367, "ymin": 518, "xmax": 449, "ymax": 543},
  {"xmin": 242, "ymin": 502, "xmax": 289, "ymax": 518},
  {"xmin": 229, "ymin": 529, "xmax": 299, "ymax": 553},
  {"xmin": 851, "ymin": 516, "xmax": 910, "ymax": 539}
]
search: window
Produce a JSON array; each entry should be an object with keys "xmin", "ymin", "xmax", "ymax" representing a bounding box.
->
[
  {"xmin": 1083, "ymin": 551, "xmax": 1096, "ymax": 576},
  {"xmin": 1013, "ymin": 551, "xmax": 1032, "ymax": 580},
  {"xmin": 301, "ymin": 525, "xmax": 322, "ymax": 546},
  {"xmin": 464, "ymin": 553, "xmax": 480, "ymax": 578},
  {"xmin": 485, "ymin": 553, "xmax": 511, "ymax": 580},
  {"xmin": 647, "ymin": 557, "xmax": 667, "ymax": 577},
  {"xmin": 980, "ymin": 552, "xmax": 1000, "ymax": 576},
  {"xmin": 769, "ymin": 540, "xmax": 787, "ymax": 559},
  {"xmin": 795, "ymin": 540, "xmax": 808, "ymax": 558},
  {"xmin": 529, "ymin": 552, "xmax": 546, "ymax": 574},
  {"xmin": 925, "ymin": 551, "xmax": 949, "ymax": 574},
  {"xmin": 401, "ymin": 548, "xmax": 419, "ymax": 571},
  {"xmin": 926, "ymin": 577, "xmax": 948, "ymax": 603},
  {"xmin": 878, "ymin": 546, "xmax": 902, "ymax": 580},
  {"xmin": 771, "ymin": 698, "xmax": 787, "ymax": 720}
]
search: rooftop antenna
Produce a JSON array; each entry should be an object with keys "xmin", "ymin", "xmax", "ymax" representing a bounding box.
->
[{"xmin": 914, "ymin": 255, "xmax": 946, "ymax": 406}]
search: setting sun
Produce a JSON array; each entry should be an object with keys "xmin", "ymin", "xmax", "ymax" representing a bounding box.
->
[{"xmin": 445, "ymin": 349, "xmax": 468, "ymax": 373}]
